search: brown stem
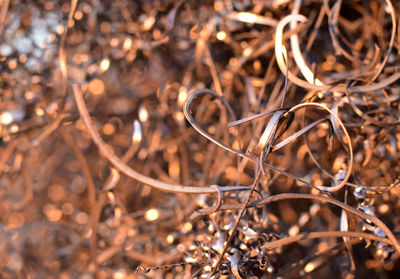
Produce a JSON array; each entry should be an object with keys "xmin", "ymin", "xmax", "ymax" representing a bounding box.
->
[{"xmin": 59, "ymin": 127, "xmax": 99, "ymax": 279}]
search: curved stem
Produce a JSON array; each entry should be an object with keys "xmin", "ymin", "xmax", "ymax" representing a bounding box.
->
[
  {"xmin": 59, "ymin": 127, "xmax": 99, "ymax": 278},
  {"xmin": 261, "ymin": 230, "xmax": 392, "ymax": 250}
]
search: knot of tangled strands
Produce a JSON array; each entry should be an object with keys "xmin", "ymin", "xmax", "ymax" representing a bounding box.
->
[
  {"xmin": 183, "ymin": 88, "xmax": 353, "ymax": 193},
  {"xmin": 182, "ymin": 87, "xmax": 400, "ymax": 274}
]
